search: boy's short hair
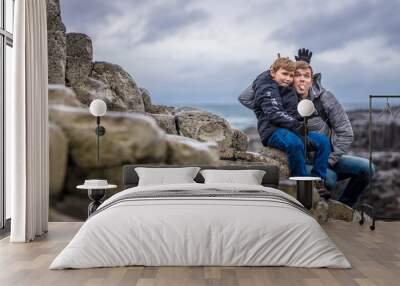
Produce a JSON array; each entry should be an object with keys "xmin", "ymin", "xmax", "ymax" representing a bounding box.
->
[
  {"xmin": 295, "ymin": 61, "xmax": 313, "ymax": 75},
  {"xmin": 270, "ymin": 57, "xmax": 296, "ymax": 73}
]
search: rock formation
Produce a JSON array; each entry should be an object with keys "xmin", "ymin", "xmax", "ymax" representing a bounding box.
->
[
  {"xmin": 48, "ymin": 84, "xmax": 82, "ymax": 107},
  {"xmin": 47, "ymin": 0, "xmax": 66, "ymax": 84},
  {"xmin": 65, "ymin": 33, "xmax": 92, "ymax": 86},
  {"xmin": 175, "ymin": 109, "xmax": 234, "ymax": 151},
  {"xmin": 49, "ymin": 105, "xmax": 168, "ymax": 169},
  {"xmin": 49, "ymin": 122, "xmax": 68, "ymax": 197},
  {"xmin": 244, "ymin": 109, "xmax": 400, "ymax": 219},
  {"xmin": 46, "ymin": 0, "xmax": 358, "ymax": 222},
  {"xmin": 348, "ymin": 108, "xmax": 400, "ymax": 151},
  {"xmin": 47, "ymin": 88, "xmax": 221, "ymax": 197},
  {"xmin": 165, "ymin": 135, "xmax": 220, "ymax": 165},
  {"xmin": 64, "ymin": 32, "xmax": 145, "ymax": 112}
]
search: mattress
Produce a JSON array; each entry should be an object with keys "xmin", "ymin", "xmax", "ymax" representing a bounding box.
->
[{"xmin": 50, "ymin": 183, "xmax": 351, "ymax": 269}]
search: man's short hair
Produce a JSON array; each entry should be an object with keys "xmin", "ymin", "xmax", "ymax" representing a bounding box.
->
[
  {"xmin": 295, "ymin": 61, "xmax": 313, "ymax": 75},
  {"xmin": 270, "ymin": 57, "xmax": 296, "ymax": 73}
]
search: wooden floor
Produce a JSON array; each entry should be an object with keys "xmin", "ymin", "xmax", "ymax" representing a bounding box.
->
[{"xmin": 0, "ymin": 221, "xmax": 399, "ymax": 286}]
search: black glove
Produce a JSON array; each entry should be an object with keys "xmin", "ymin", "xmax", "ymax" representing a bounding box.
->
[{"xmin": 295, "ymin": 48, "xmax": 313, "ymax": 63}]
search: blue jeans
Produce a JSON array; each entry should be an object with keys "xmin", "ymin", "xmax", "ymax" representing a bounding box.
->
[
  {"xmin": 306, "ymin": 155, "xmax": 376, "ymax": 207},
  {"xmin": 266, "ymin": 128, "xmax": 330, "ymax": 180}
]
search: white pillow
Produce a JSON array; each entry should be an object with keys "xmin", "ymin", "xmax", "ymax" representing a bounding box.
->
[
  {"xmin": 135, "ymin": 167, "xmax": 200, "ymax": 186},
  {"xmin": 200, "ymin": 169, "xmax": 266, "ymax": 185}
]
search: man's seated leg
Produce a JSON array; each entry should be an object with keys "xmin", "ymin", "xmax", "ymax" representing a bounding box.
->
[
  {"xmin": 325, "ymin": 168, "xmax": 338, "ymax": 191},
  {"xmin": 306, "ymin": 132, "xmax": 330, "ymax": 180},
  {"xmin": 266, "ymin": 128, "xmax": 308, "ymax": 177},
  {"xmin": 306, "ymin": 165, "xmax": 338, "ymax": 191},
  {"xmin": 332, "ymin": 155, "xmax": 376, "ymax": 208}
]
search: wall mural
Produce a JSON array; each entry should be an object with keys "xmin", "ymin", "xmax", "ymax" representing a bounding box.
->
[{"xmin": 47, "ymin": 0, "xmax": 400, "ymax": 222}]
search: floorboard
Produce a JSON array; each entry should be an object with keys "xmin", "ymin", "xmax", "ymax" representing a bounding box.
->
[{"xmin": 0, "ymin": 221, "xmax": 399, "ymax": 286}]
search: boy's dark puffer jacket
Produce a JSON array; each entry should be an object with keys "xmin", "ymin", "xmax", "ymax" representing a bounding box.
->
[{"xmin": 252, "ymin": 70, "xmax": 301, "ymax": 145}]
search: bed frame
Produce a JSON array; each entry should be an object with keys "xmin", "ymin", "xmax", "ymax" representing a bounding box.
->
[{"xmin": 123, "ymin": 164, "xmax": 280, "ymax": 189}]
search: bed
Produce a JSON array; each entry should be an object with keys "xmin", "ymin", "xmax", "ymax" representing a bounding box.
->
[{"xmin": 50, "ymin": 165, "xmax": 351, "ymax": 269}]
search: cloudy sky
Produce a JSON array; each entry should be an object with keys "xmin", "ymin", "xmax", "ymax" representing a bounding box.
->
[{"xmin": 60, "ymin": 0, "xmax": 400, "ymax": 107}]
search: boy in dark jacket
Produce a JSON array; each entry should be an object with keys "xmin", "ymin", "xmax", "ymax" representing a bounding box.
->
[{"xmin": 252, "ymin": 57, "xmax": 331, "ymax": 197}]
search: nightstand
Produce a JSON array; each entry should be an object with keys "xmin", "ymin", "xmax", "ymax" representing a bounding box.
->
[
  {"xmin": 289, "ymin": 176, "xmax": 321, "ymax": 210},
  {"xmin": 77, "ymin": 180, "xmax": 117, "ymax": 217}
]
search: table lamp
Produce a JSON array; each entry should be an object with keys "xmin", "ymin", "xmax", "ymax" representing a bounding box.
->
[
  {"xmin": 291, "ymin": 99, "xmax": 318, "ymax": 209},
  {"xmin": 89, "ymin": 99, "xmax": 107, "ymax": 164},
  {"xmin": 297, "ymin": 99, "xmax": 316, "ymax": 157}
]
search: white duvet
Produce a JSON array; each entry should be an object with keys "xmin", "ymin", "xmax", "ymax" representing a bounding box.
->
[{"xmin": 50, "ymin": 183, "xmax": 351, "ymax": 269}]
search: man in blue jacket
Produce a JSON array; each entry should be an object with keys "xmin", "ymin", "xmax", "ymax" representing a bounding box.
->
[{"xmin": 293, "ymin": 58, "xmax": 375, "ymax": 208}]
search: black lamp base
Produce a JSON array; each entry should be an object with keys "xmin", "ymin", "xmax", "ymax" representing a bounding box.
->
[
  {"xmin": 94, "ymin": 116, "xmax": 106, "ymax": 164},
  {"xmin": 95, "ymin": 125, "xmax": 106, "ymax": 136},
  {"xmin": 88, "ymin": 189, "xmax": 106, "ymax": 216},
  {"xmin": 296, "ymin": 181, "xmax": 313, "ymax": 210}
]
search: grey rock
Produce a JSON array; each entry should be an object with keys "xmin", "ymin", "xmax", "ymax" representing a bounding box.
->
[
  {"xmin": 232, "ymin": 128, "xmax": 248, "ymax": 151},
  {"xmin": 175, "ymin": 106, "xmax": 200, "ymax": 113},
  {"xmin": 140, "ymin": 88, "xmax": 152, "ymax": 112},
  {"xmin": 49, "ymin": 105, "xmax": 167, "ymax": 169},
  {"xmin": 348, "ymin": 108, "xmax": 400, "ymax": 150},
  {"xmin": 218, "ymin": 160, "xmax": 268, "ymax": 167},
  {"xmin": 150, "ymin": 114, "xmax": 178, "ymax": 134},
  {"xmin": 148, "ymin": 104, "xmax": 176, "ymax": 115},
  {"xmin": 73, "ymin": 77, "xmax": 114, "ymax": 107},
  {"xmin": 233, "ymin": 150, "xmax": 289, "ymax": 177},
  {"xmin": 165, "ymin": 135, "xmax": 220, "ymax": 165},
  {"xmin": 66, "ymin": 33, "xmax": 93, "ymax": 59},
  {"xmin": 48, "ymin": 84, "xmax": 82, "ymax": 107},
  {"xmin": 260, "ymin": 146, "xmax": 289, "ymax": 172},
  {"xmin": 176, "ymin": 109, "xmax": 234, "ymax": 152},
  {"xmin": 345, "ymin": 150, "xmax": 400, "ymax": 219},
  {"xmin": 312, "ymin": 200, "xmax": 329, "ymax": 224},
  {"xmin": 312, "ymin": 189, "xmax": 321, "ymax": 207},
  {"xmin": 327, "ymin": 200, "xmax": 354, "ymax": 222},
  {"xmin": 47, "ymin": 0, "xmax": 66, "ymax": 85},
  {"xmin": 90, "ymin": 61, "xmax": 145, "ymax": 112},
  {"xmin": 49, "ymin": 122, "xmax": 68, "ymax": 197},
  {"xmin": 66, "ymin": 33, "xmax": 93, "ymax": 86},
  {"xmin": 47, "ymin": 0, "xmax": 65, "ymax": 33},
  {"xmin": 140, "ymin": 88, "xmax": 175, "ymax": 115},
  {"xmin": 243, "ymin": 126, "xmax": 263, "ymax": 152},
  {"xmin": 47, "ymin": 31, "xmax": 66, "ymax": 85},
  {"xmin": 219, "ymin": 148, "xmax": 236, "ymax": 160}
]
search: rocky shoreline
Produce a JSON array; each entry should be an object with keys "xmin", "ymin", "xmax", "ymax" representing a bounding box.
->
[
  {"xmin": 243, "ymin": 108, "xmax": 400, "ymax": 219},
  {"xmin": 46, "ymin": 0, "xmax": 392, "ymax": 223}
]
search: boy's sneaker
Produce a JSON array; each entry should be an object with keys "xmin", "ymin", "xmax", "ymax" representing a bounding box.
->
[{"xmin": 314, "ymin": 180, "xmax": 331, "ymax": 201}]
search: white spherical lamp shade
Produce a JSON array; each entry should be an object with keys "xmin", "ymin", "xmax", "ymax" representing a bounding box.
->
[
  {"xmin": 297, "ymin": 99, "xmax": 315, "ymax": 117},
  {"xmin": 89, "ymin": 99, "xmax": 107, "ymax": 117}
]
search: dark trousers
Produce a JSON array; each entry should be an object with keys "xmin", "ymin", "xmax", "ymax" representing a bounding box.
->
[{"xmin": 307, "ymin": 155, "xmax": 375, "ymax": 207}]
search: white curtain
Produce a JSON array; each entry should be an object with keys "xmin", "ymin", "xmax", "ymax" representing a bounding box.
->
[{"xmin": 8, "ymin": 0, "xmax": 49, "ymax": 242}]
